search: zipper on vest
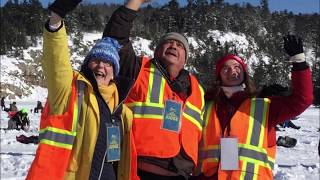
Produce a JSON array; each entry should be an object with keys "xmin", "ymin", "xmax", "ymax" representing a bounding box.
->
[
  {"xmin": 97, "ymin": 115, "xmax": 118, "ymax": 180},
  {"xmin": 95, "ymin": 93, "xmax": 113, "ymax": 180},
  {"xmin": 98, "ymin": 150, "xmax": 108, "ymax": 180}
]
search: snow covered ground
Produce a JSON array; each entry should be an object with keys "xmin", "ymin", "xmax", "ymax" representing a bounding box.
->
[{"xmin": 0, "ymin": 101, "xmax": 319, "ymax": 179}]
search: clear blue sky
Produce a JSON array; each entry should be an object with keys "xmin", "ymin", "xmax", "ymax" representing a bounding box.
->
[{"xmin": 1, "ymin": 0, "xmax": 319, "ymax": 14}]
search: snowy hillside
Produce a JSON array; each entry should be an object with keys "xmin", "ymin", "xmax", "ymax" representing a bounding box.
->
[
  {"xmin": 0, "ymin": 31, "xmax": 154, "ymax": 100},
  {"xmin": 2, "ymin": 29, "xmax": 316, "ymax": 100}
]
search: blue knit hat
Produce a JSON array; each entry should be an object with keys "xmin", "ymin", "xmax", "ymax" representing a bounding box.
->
[{"xmin": 83, "ymin": 37, "xmax": 121, "ymax": 76}]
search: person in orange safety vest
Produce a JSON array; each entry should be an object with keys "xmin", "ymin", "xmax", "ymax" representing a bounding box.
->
[
  {"xmin": 26, "ymin": 1, "xmax": 138, "ymax": 179},
  {"xmin": 193, "ymin": 35, "xmax": 313, "ymax": 180},
  {"xmin": 103, "ymin": 0, "xmax": 205, "ymax": 179}
]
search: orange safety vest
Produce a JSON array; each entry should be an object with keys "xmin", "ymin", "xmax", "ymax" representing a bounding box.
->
[
  {"xmin": 197, "ymin": 98, "xmax": 275, "ymax": 180},
  {"xmin": 26, "ymin": 76, "xmax": 82, "ymax": 180},
  {"xmin": 125, "ymin": 57, "xmax": 205, "ymax": 165}
]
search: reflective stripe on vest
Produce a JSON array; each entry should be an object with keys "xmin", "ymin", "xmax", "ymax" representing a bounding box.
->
[
  {"xmin": 129, "ymin": 63, "xmax": 203, "ymax": 130},
  {"xmin": 199, "ymin": 98, "xmax": 273, "ymax": 177},
  {"xmin": 198, "ymin": 101, "xmax": 215, "ymax": 160},
  {"xmin": 239, "ymin": 98, "xmax": 273, "ymax": 180},
  {"xmin": 38, "ymin": 80, "xmax": 84, "ymax": 150},
  {"xmin": 39, "ymin": 127, "xmax": 76, "ymax": 149}
]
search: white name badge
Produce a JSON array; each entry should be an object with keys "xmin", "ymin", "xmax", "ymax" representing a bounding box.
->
[{"xmin": 220, "ymin": 137, "xmax": 239, "ymax": 170}]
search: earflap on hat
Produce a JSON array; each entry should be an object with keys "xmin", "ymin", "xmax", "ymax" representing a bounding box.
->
[
  {"xmin": 82, "ymin": 37, "xmax": 122, "ymax": 76},
  {"xmin": 215, "ymin": 54, "xmax": 247, "ymax": 78}
]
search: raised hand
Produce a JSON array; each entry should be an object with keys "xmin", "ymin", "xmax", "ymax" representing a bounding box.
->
[
  {"xmin": 131, "ymin": 0, "xmax": 152, "ymax": 3},
  {"xmin": 48, "ymin": 0, "xmax": 82, "ymax": 18},
  {"xmin": 126, "ymin": 0, "xmax": 152, "ymax": 11},
  {"xmin": 283, "ymin": 35, "xmax": 304, "ymax": 57}
]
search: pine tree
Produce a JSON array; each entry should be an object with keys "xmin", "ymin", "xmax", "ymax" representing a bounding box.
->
[{"xmin": 260, "ymin": 0, "xmax": 269, "ymax": 18}]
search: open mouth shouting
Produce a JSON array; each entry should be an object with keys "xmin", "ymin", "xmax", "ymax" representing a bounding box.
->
[
  {"xmin": 165, "ymin": 49, "xmax": 178, "ymax": 58},
  {"xmin": 94, "ymin": 71, "xmax": 106, "ymax": 78}
]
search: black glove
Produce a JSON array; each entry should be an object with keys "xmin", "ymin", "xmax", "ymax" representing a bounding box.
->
[
  {"xmin": 260, "ymin": 84, "xmax": 290, "ymax": 97},
  {"xmin": 283, "ymin": 35, "xmax": 304, "ymax": 57},
  {"xmin": 48, "ymin": 0, "xmax": 82, "ymax": 18}
]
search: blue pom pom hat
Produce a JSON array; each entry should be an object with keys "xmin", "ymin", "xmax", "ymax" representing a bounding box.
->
[{"xmin": 83, "ymin": 37, "xmax": 122, "ymax": 76}]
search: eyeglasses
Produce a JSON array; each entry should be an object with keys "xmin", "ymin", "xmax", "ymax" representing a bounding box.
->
[{"xmin": 89, "ymin": 59, "xmax": 112, "ymax": 67}]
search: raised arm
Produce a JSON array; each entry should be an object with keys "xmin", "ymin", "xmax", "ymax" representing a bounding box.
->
[
  {"xmin": 103, "ymin": 0, "xmax": 151, "ymax": 79},
  {"xmin": 103, "ymin": 0, "xmax": 150, "ymax": 42},
  {"xmin": 268, "ymin": 35, "xmax": 313, "ymax": 127},
  {"xmin": 126, "ymin": 0, "xmax": 150, "ymax": 10},
  {"xmin": 43, "ymin": 0, "xmax": 81, "ymax": 115}
]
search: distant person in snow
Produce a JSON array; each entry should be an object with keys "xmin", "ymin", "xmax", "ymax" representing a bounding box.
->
[
  {"xmin": 281, "ymin": 119, "xmax": 300, "ymax": 129},
  {"xmin": 33, "ymin": 101, "xmax": 43, "ymax": 113},
  {"xmin": 194, "ymin": 35, "xmax": 313, "ymax": 179},
  {"xmin": 9, "ymin": 101, "xmax": 18, "ymax": 112},
  {"xmin": 276, "ymin": 136, "xmax": 297, "ymax": 148},
  {"xmin": 1, "ymin": 97, "xmax": 6, "ymax": 110},
  {"xmin": 16, "ymin": 134, "xmax": 39, "ymax": 144},
  {"xmin": 27, "ymin": 0, "xmax": 137, "ymax": 180},
  {"xmin": 7, "ymin": 108, "xmax": 30, "ymax": 131}
]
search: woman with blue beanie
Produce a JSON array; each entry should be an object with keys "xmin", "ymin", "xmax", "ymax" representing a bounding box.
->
[{"xmin": 26, "ymin": 1, "xmax": 138, "ymax": 180}]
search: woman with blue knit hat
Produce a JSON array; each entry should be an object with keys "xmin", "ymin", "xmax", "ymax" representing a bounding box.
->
[
  {"xmin": 81, "ymin": 37, "xmax": 121, "ymax": 81},
  {"xmin": 26, "ymin": 1, "xmax": 138, "ymax": 180}
]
